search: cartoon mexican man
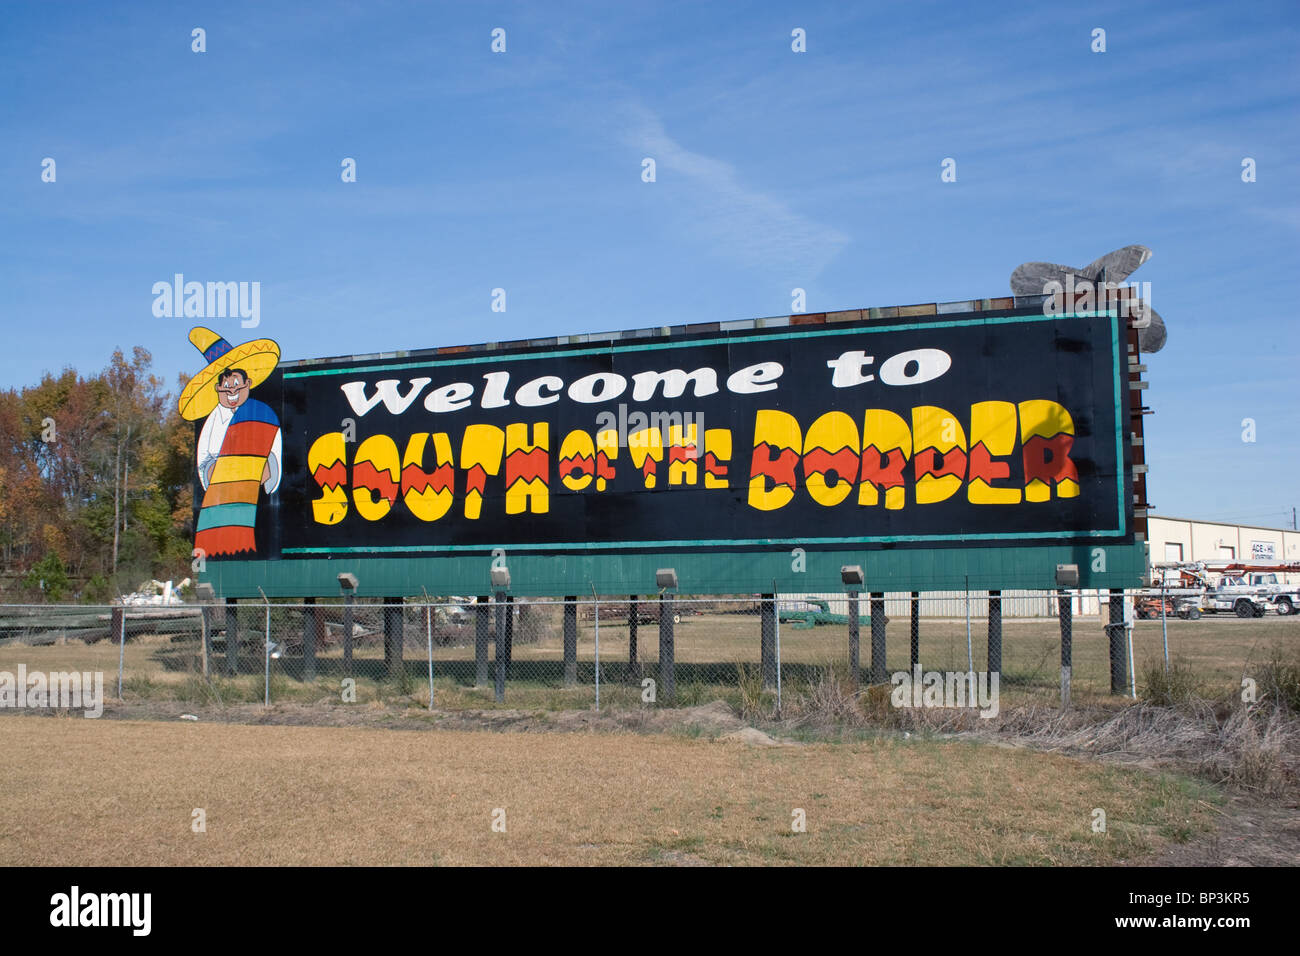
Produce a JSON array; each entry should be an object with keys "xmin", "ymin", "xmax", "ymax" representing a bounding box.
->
[{"xmin": 178, "ymin": 327, "xmax": 282, "ymax": 557}]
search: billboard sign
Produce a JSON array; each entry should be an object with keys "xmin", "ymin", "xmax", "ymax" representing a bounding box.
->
[{"xmin": 182, "ymin": 307, "xmax": 1131, "ymax": 568}]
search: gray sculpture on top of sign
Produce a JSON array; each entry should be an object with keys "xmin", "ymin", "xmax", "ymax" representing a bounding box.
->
[{"xmin": 1011, "ymin": 244, "xmax": 1166, "ymax": 353}]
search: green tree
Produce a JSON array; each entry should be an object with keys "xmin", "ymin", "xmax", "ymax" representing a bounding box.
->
[
  {"xmin": 0, "ymin": 347, "xmax": 196, "ymax": 601},
  {"xmin": 22, "ymin": 551, "xmax": 70, "ymax": 602}
]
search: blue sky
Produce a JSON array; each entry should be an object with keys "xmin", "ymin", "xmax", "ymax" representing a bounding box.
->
[{"xmin": 2, "ymin": 0, "xmax": 1297, "ymax": 527}]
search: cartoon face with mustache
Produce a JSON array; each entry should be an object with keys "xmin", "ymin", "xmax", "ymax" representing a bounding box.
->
[{"xmin": 215, "ymin": 368, "xmax": 251, "ymax": 410}]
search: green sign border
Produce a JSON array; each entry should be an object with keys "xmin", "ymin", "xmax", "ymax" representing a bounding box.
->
[{"xmin": 201, "ymin": 308, "xmax": 1140, "ymax": 597}]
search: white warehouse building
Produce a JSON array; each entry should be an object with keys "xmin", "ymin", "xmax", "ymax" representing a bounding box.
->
[
  {"xmin": 1146, "ymin": 516, "xmax": 1300, "ymax": 584},
  {"xmin": 783, "ymin": 516, "xmax": 1299, "ymax": 619}
]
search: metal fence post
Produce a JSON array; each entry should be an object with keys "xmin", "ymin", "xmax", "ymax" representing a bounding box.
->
[
  {"xmin": 1126, "ymin": 597, "xmax": 1137, "ymax": 700},
  {"xmin": 226, "ymin": 597, "xmax": 239, "ymax": 677},
  {"xmin": 504, "ymin": 595, "xmax": 514, "ymax": 672},
  {"xmin": 341, "ymin": 591, "xmax": 354, "ymax": 678},
  {"xmin": 302, "ymin": 596, "xmax": 317, "ymax": 682},
  {"xmin": 847, "ymin": 590, "xmax": 860, "ymax": 692},
  {"xmin": 658, "ymin": 592, "xmax": 675, "ymax": 703},
  {"xmin": 563, "ymin": 596, "xmax": 578, "ymax": 687},
  {"xmin": 1159, "ymin": 583, "xmax": 1170, "ymax": 674},
  {"xmin": 115, "ymin": 607, "xmax": 125, "ymax": 700},
  {"xmin": 1108, "ymin": 588, "xmax": 1126, "ymax": 694},
  {"xmin": 909, "ymin": 591, "xmax": 920, "ymax": 672},
  {"xmin": 964, "ymin": 577, "xmax": 973, "ymax": 673},
  {"xmin": 423, "ymin": 591, "xmax": 434, "ymax": 710},
  {"xmin": 384, "ymin": 597, "xmax": 404, "ymax": 680},
  {"xmin": 869, "ymin": 592, "xmax": 887, "ymax": 684},
  {"xmin": 774, "ymin": 585, "xmax": 782, "ymax": 718},
  {"xmin": 760, "ymin": 593, "xmax": 776, "ymax": 689},
  {"xmin": 592, "ymin": 585, "xmax": 600, "ymax": 711},
  {"xmin": 628, "ymin": 595, "xmax": 639, "ymax": 678},
  {"xmin": 987, "ymin": 590, "xmax": 1002, "ymax": 677},
  {"xmin": 493, "ymin": 590, "xmax": 507, "ymax": 703},
  {"xmin": 1058, "ymin": 588, "xmax": 1072, "ymax": 709},
  {"xmin": 260, "ymin": 590, "xmax": 270, "ymax": 706},
  {"xmin": 200, "ymin": 603, "xmax": 211, "ymax": 680},
  {"xmin": 475, "ymin": 595, "xmax": 490, "ymax": 687}
]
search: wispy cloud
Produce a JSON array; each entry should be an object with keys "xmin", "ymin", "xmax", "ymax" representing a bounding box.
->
[{"xmin": 621, "ymin": 104, "xmax": 849, "ymax": 279}]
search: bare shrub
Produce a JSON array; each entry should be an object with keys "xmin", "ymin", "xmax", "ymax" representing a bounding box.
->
[
  {"xmin": 1140, "ymin": 660, "xmax": 1206, "ymax": 708},
  {"xmin": 1257, "ymin": 645, "xmax": 1300, "ymax": 713},
  {"xmin": 734, "ymin": 662, "xmax": 771, "ymax": 721},
  {"xmin": 789, "ymin": 663, "xmax": 863, "ymax": 727}
]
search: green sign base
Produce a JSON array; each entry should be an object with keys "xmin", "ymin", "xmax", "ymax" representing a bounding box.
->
[{"xmin": 200, "ymin": 543, "xmax": 1145, "ymax": 599}]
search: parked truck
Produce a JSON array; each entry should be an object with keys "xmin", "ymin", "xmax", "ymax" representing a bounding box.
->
[
  {"xmin": 1149, "ymin": 562, "xmax": 1300, "ymax": 618},
  {"xmin": 1204, "ymin": 574, "xmax": 1271, "ymax": 617},
  {"xmin": 1233, "ymin": 571, "xmax": 1300, "ymax": 616}
]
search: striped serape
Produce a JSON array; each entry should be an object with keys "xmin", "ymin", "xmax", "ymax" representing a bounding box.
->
[{"xmin": 195, "ymin": 398, "xmax": 280, "ymax": 557}]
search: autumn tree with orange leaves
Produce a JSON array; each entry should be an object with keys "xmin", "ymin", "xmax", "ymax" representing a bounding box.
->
[{"xmin": 0, "ymin": 347, "xmax": 195, "ymax": 601}]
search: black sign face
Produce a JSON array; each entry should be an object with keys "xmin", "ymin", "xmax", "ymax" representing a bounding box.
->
[{"xmin": 191, "ymin": 309, "xmax": 1131, "ymax": 562}]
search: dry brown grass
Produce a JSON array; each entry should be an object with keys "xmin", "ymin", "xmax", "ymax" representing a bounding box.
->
[
  {"xmin": 0, "ymin": 715, "xmax": 1214, "ymax": 866},
  {"xmin": 2, "ymin": 612, "xmax": 1292, "ymax": 713},
  {"xmin": 896, "ymin": 695, "xmax": 1300, "ymax": 797}
]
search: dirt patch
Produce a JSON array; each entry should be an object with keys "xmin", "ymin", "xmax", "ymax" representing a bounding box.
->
[
  {"xmin": 719, "ymin": 727, "xmax": 786, "ymax": 747},
  {"xmin": 1140, "ymin": 795, "xmax": 1300, "ymax": 867},
  {"xmin": 662, "ymin": 700, "xmax": 747, "ymax": 734},
  {"xmin": 542, "ymin": 700, "xmax": 747, "ymax": 737}
]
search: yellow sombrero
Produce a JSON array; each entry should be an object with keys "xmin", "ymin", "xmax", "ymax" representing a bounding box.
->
[{"xmin": 177, "ymin": 327, "xmax": 281, "ymax": 421}]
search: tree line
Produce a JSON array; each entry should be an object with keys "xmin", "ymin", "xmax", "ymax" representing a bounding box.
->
[{"xmin": 0, "ymin": 347, "xmax": 195, "ymax": 602}]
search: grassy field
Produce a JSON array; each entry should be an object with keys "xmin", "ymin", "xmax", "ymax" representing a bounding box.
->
[
  {"xmin": 0, "ymin": 716, "xmax": 1218, "ymax": 866},
  {"xmin": 1, "ymin": 611, "xmax": 1294, "ymax": 713}
]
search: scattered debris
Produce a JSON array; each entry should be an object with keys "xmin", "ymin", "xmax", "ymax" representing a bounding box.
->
[{"xmin": 119, "ymin": 579, "xmax": 188, "ymax": 607}]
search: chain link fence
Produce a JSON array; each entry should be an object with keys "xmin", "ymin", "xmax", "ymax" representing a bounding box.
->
[{"xmin": 0, "ymin": 589, "xmax": 1294, "ymax": 716}]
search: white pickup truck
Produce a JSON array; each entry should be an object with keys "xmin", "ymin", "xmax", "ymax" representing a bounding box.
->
[
  {"xmin": 1241, "ymin": 572, "xmax": 1300, "ymax": 616},
  {"xmin": 1206, "ymin": 573, "xmax": 1299, "ymax": 617}
]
